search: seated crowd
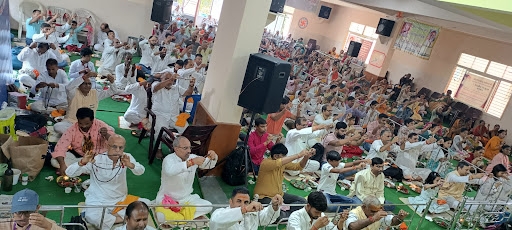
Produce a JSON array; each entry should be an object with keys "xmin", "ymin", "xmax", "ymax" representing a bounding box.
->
[{"xmin": 6, "ymin": 8, "xmax": 511, "ymax": 230}]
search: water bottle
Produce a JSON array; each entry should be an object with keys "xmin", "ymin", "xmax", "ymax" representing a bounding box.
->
[{"xmin": 3, "ymin": 162, "xmax": 13, "ymax": 191}]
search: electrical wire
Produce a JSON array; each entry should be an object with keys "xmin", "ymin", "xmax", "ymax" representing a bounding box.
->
[{"xmin": 239, "ymin": 76, "xmax": 263, "ymax": 95}]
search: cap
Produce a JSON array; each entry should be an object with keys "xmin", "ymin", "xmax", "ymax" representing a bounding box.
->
[{"xmin": 11, "ymin": 189, "xmax": 39, "ymax": 213}]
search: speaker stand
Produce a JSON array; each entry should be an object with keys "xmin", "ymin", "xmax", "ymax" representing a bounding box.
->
[{"xmin": 242, "ymin": 110, "xmax": 257, "ymax": 187}]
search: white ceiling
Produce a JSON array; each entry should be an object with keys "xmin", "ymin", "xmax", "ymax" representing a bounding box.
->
[{"xmin": 328, "ymin": 0, "xmax": 512, "ymax": 44}]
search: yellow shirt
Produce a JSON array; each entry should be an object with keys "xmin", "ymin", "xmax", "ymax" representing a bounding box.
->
[
  {"xmin": 438, "ymin": 170, "xmax": 467, "ymax": 201},
  {"xmin": 484, "ymin": 136, "xmax": 503, "ymax": 160},
  {"xmin": 253, "ymin": 158, "xmax": 303, "ymax": 199},
  {"xmin": 348, "ymin": 168, "xmax": 385, "ymax": 203}
]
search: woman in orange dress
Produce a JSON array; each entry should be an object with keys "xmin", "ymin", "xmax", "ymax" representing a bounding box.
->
[{"xmin": 484, "ymin": 130, "xmax": 507, "ymax": 160}]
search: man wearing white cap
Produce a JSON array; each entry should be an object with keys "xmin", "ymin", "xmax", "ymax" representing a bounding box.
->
[{"xmin": 0, "ymin": 189, "xmax": 65, "ymax": 230}]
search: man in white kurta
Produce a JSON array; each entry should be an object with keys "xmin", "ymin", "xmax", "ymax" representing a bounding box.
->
[
  {"xmin": 69, "ymin": 48, "xmax": 96, "ymax": 79},
  {"xmin": 66, "ymin": 135, "xmax": 146, "ymax": 230},
  {"xmin": 344, "ymin": 196, "xmax": 407, "ymax": 230},
  {"xmin": 396, "ymin": 133, "xmax": 436, "ymax": 181},
  {"xmin": 151, "ymin": 74, "xmax": 194, "ymax": 158},
  {"xmin": 94, "ymin": 23, "xmax": 119, "ymax": 51},
  {"xmin": 210, "ymin": 188, "xmax": 282, "ymax": 230},
  {"xmin": 138, "ymin": 36, "xmax": 160, "ymax": 75},
  {"xmin": 98, "ymin": 38, "xmax": 123, "ymax": 76},
  {"xmin": 115, "ymin": 54, "xmax": 138, "ymax": 93},
  {"xmin": 287, "ymin": 191, "xmax": 346, "ymax": 230},
  {"xmin": 30, "ymin": 58, "xmax": 69, "ymax": 113},
  {"xmin": 155, "ymin": 137, "xmax": 218, "ymax": 221},
  {"xmin": 284, "ymin": 118, "xmax": 330, "ymax": 175},
  {"xmin": 366, "ymin": 130, "xmax": 401, "ymax": 160},
  {"xmin": 123, "ymin": 81, "xmax": 148, "ymax": 126},
  {"xmin": 17, "ymin": 42, "xmax": 63, "ymax": 88},
  {"xmin": 32, "ymin": 23, "xmax": 71, "ymax": 64}
]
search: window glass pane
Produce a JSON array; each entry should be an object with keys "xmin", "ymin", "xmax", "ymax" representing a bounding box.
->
[
  {"xmin": 446, "ymin": 66, "xmax": 466, "ymax": 94},
  {"xmin": 504, "ymin": 66, "xmax": 512, "ymax": 81},
  {"xmin": 349, "ymin": 22, "xmax": 364, "ymax": 34},
  {"xmin": 457, "ymin": 53, "xmax": 475, "ymax": 68},
  {"xmin": 363, "ymin": 26, "xmax": 376, "ymax": 37},
  {"xmin": 472, "ymin": 57, "xmax": 489, "ymax": 72},
  {"xmin": 487, "ymin": 81, "xmax": 512, "ymax": 118},
  {"xmin": 486, "ymin": 61, "xmax": 507, "ymax": 78}
]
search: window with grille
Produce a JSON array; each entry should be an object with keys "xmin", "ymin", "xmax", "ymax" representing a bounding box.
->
[
  {"xmin": 445, "ymin": 53, "xmax": 512, "ymax": 118},
  {"xmin": 344, "ymin": 22, "xmax": 378, "ymax": 64}
]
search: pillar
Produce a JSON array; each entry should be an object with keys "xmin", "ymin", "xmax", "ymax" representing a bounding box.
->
[{"xmin": 201, "ymin": 0, "xmax": 272, "ymax": 123}]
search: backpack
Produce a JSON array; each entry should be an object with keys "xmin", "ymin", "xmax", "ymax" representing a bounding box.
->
[
  {"xmin": 222, "ymin": 145, "xmax": 248, "ymax": 186},
  {"xmin": 65, "ymin": 215, "xmax": 88, "ymax": 230},
  {"xmin": 15, "ymin": 114, "xmax": 48, "ymax": 138}
]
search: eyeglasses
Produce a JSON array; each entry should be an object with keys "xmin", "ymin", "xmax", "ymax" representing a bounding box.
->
[
  {"xmin": 109, "ymin": 145, "xmax": 124, "ymax": 150},
  {"xmin": 176, "ymin": 146, "xmax": 192, "ymax": 150}
]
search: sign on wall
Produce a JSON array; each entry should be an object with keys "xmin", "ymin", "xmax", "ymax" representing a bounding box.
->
[
  {"xmin": 298, "ymin": 17, "xmax": 308, "ymax": 29},
  {"xmin": 369, "ymin": 50, "xmax": 386, "ymax": 68},
  {"xmin": 454, "ymin": 72, "xmax": 496, "ymax": 109},
  {"xmin": 393, "ymin": 19, "xmax": 441, "ymax": 60}
]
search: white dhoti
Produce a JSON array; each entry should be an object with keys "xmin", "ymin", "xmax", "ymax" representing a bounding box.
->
[
  {"xmin": 53, "ymin": 120, "xmax": 74, "ymax": 135},
  {"xmin": 153, "ymin": 113, "xmax": 188, "ymax": 149},
  {"xmin": 84, "ymin": 197, "xmax": 152, "ymax": 230},
  {"xmin": 30, "ymin": 100, "xmax": 68, "ymax": 113},
  {"xmin": 94, "ymin": 44, "xmax": 104, "ymax": 52},
  {"xmin": 155, "ymin": 194, "xmax": 211, "ymax": 222},
  {"xmin": 285, "ymin": 159, "xmax": 320, "ymax": 176},
  {"xmin": 401, "ymin": 166, "xmax": 431, "ymax": 181},
  {"xmin": 50, "ymin": 151, "xmax": 82, "ymax": 169},
  {"xmin": 124, "ymin": 110, "xmax": 145, "ymax": 125},
  {"xmin": 19, "ymin": 74, "xmax": 36, "ymax": 88}
]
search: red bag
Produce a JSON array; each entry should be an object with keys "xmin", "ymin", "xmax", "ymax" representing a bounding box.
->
[{"xmin": 341, "ymin": 145, "xmax": 363, "ymax": 158}]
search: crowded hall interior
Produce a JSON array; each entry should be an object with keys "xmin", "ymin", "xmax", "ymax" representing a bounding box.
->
[{"xmin": 1, "ymin": 0, "xmax": 512, "ymax": 229}]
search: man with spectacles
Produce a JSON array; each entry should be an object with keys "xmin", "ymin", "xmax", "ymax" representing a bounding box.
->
[
  {"xmin": 313, "ymin": 105, "xmax": 342, "ymax": 127},
  {"xmin": 345, "ymin": 196, "xmax": 408, "ymax": 230},
  {"xmin": 0, "ymin": 189, "xmax": 66, "ymax": 230},
  {"xmin": 155, "ymin": 136, "xmax": 218, "ymax": 222},
  {"xmin": 66, "ymin": 134, "xmax": 147, "ymax": 230}
]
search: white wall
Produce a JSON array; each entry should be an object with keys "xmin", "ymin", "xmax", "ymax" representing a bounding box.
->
[{"xmin": 9, "ymin": 0, "xmax": 155, "ymax": 41}]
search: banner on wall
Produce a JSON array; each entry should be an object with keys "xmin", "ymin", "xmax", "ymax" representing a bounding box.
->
[
  {"xmin": 0, "ymin": 0, "xmax": 11, "ymax": 104},
  {"xmin": 454, "ymin": 72, "xmax": 496, "ymax": 109},
  {"xmin": 285, "ymin": 0, "xmax": 320, "ymax": 13},
  {"xmin": 393, "ymin": 19, "xmax": 441, "ymax": 60}
]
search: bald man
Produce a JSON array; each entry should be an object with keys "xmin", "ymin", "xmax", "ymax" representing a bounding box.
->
[
  {"xmin": 66, "ymin": 135, "xmax": 149, "ymax": 230},
  {"xmin": 115, "ymin": 201, "xmax": 156, "ymax": 230}
]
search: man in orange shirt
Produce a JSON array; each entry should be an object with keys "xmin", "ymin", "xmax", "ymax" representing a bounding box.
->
[{"xmin": 266, "ymin": 97, "xmax": 296, "ymax": 135}]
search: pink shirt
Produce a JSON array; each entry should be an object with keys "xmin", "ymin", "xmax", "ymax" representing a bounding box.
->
[
  {"xmin": 248, "ymin": 131, "xmax": 274, "ymax": 165},
  {"xmin": 485, "ymin": 152, "xmax": 511, "ymax": 174},
  {"xmin": 366, "ymin": 120, "xmax": 384, "ymax": 141},
  {"xmin": 52, "ymin": 119, "xmax": 115, "ymax": 158},
  {"xmin": 322, "ymin": 133, "xmax": 343, "ymax": 161}
]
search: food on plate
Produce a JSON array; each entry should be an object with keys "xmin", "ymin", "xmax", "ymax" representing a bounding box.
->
[
  {"xmin": 56, "ymin": 176, "xmax": 82, "ymax": 188},
  {"xmin": 437, "ymin": 199, "xmax": 447, "ymax": 205},
  {"xmin": 409, "ymin": 184, "xmax": 422, "ymax": 193},
  {"xmin": 290, "ymin": 179, "xmax": 307, "ymax": 190},
  {"xmin": 396, "ymin": 185, "xmax": 409, "ymax": 194},
  {"xmin": 384, "ymin": 179, "xmax": 396, "ymax": 188}
]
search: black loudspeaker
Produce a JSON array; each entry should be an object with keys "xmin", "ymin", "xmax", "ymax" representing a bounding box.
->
[
  {"xmin": 347, "ymin": 41, "xmax": 362, "ymax": 57},
  {"xmin": 151, "ymin": 0, "xmax": 173, "ymax": 24},
  {"xmin": 270, "ymin": 0, "xmax": 285, "ymax": 13},
  {"xmin": 238, "ymin": 53, "xmax": 291, "ymax": 113},
  {"xmin": 318, "ymin": 5, "xmax": 332, "ymax": 19},
  {"xmin": 376, "ymin": 18, "xmax": 395, "ymax": 37},
  {"xmin": 307, "ymin": 39, "xmax": 317, "ymax": 50}
]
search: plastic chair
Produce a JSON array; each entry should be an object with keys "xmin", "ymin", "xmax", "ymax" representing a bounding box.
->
[
  {"xmin": 0, "ymin": 109, "xmax": 17, "ymax": 140},
  {"xmin": 183, "ymin": 95, "xmax": 201, "ymax": 123},
  {"xmin": 46, "ymin": 6, "xmax": 72, "ymax": 26},
  {"xmin": 18, "ymin": 1, "xmax": 45, "ymax": 39}
]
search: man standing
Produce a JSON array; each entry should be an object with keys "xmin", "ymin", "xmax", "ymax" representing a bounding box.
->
[
  {"xmin": 66, "ymin": 135, "xmax": 146, "ymax": 230},
  {"xmin": 115, "ymin": 201, "xmax": 156, "ymax": 230},
  {"xmin": 266, "ymin": 97, "xmax": 295, "ymax": 135},
  {"xmin": 287, "ymin": 191, "xmax": 347, "ymax": 230},
  {"xmin": 52, "ymin": 108, "xmax": 115, "ymax": 176},
  {"xmin": 155, "ymin": 136, "xmax": 218, "ymax": 220},
  {"xmin": 254, "ymin": 144, "xmax": 314, "ymax": 219},
  {"xmin": 210, "ymin": 187, "xmax": 283, "ymax": 230},
  {"xmin": 345, "ymin": 196, "xmax": 408, "ymax": 230},
  {"xmin": 152, "ymin": 74, "xmax": 194, "ymax": 159},
  {"xmin": 248, "ymin": 118, "xmax": 281, "ymax": 175},
  {"xmin": 0, "ymin": 189, "xmax": 66, "ymax": 229},
  {"xmin": 348, "ymin": 157, "xmax": 394, "ymax": 211}
]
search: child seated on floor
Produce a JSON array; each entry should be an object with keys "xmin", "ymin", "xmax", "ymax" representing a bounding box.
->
[{"xmin": 408, "ymin": 171, "xmax": 450, "ymax": 214}]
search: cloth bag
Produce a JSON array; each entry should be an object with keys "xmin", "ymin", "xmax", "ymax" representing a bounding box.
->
[{"xmin": 1, "ymin": 136, "xmax": 48, "ymax": 181}]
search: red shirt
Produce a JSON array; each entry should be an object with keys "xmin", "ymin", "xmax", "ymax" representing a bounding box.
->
[{"xmin": 248, "ymin": 131, "xmax": 274, "ymax": 165}]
